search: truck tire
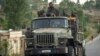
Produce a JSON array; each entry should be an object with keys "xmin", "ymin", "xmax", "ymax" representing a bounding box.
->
[
  {"xmin": 68, "ymin": 46, "xmax": 75, "ymax": 56},
  {"xmin": 78, "ymin": 46, "xmax": 82, "ymax": 56},
  {"xmin": 83, "ymin": 47, "xmax": 86, "ymax": 56}
]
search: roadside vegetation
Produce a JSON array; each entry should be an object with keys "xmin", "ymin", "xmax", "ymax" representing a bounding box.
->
[
  {"xmin": 0, "ymin": 0, "xmax": 100, "ymax": 37},
  {"xmin": 95, "ymin": 23, "xmax": 100, "ymax": 33},
  {"xmin": 0, "ymin": 40, "xmax": 9, "ymax": 56}
]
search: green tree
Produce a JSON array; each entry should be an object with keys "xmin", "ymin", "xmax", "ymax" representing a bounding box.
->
[
  {"xmin": 32, "ymin": 0, "xmax": 44, "ymax": 10},
  {"xmin": 95, "ymin": 23, "xmax": 100, "ymax": 33},
  {"xmin": 0, "ymin": 18, "xmax": 4, "ymax": 27},
  {"xmin": 0, "ymin": 18, "xmax": 8, "ymax": 29},
  {"xmin": 59, "ymin": 0, "xmax": 90, "ymax": 38},
  {"xmin": 52, "ymin": 0, "xmax": 56, "ymax": 3},
  {"xmin": 43, "ymin": 0, "xmax": 48, "ymax": 3},
  {"xmin": 95, "ymin": 0, "xmax": 100, "ymax": 9},
  {"xmin": 0, "ymin": 40, "xmax": 9, "ymax": 56},
  {"xmin": 59, "ymin": 0, "xmax": 71, "ymax": 16},
  {"xmin": 83, "ymin": 0, "xmax": 95, "ymax": 9},
  {"xmin": 4, "ymin": 0, "xmax": 30, "ymax": 29}
]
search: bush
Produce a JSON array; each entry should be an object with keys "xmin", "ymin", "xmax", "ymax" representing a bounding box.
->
[{"xmin": 95, "ymin": 23, "xmax": 100, "ymax": 33}]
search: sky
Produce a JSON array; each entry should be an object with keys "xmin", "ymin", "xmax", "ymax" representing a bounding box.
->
[{"xmin": 48, "ymin": 0, "xmax": 88, "ymax": 4}]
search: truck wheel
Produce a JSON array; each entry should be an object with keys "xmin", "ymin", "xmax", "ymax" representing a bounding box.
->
[
  {"xmin": 68, "ymin": 46, "xmax": 75, "ymax": 56},
  {"xmin": 83, "ymin": 47, "xmax": 86, "ymax": 56},
  {"xmin": 77, "ymin": 46, "xmax": 82, "ymax": 56}
]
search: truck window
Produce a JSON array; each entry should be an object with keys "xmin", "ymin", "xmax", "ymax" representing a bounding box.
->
[{"xmin": 32, "ymin": 18, "xmax": 68, "ymax": 29}]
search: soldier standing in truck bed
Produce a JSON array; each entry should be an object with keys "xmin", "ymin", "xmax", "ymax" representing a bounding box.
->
[
  {"xmin": 37, "ymin": 2, "xmax": 59, "ymax": 17},
  {"xmin": 46, "ymin": 2, "xmax": 59, "ymax": 17}
]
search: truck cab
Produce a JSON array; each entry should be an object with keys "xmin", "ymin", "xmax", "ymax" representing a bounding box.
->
[{"xmin": 24, "ymin": 17, "xmax": 85, "ymax": 56}]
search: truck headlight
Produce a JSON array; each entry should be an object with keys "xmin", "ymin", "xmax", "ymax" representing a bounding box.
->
[{"xmin": 60, "ymin": 42, "xmax": 64, "ymax": 45}]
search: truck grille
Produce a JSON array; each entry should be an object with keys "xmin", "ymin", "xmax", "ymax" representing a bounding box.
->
[{"xmin": 36, "ymin": 33, "xmax": 54, "ymax": 45}]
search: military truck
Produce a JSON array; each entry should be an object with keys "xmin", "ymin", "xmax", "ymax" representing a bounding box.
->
[{"xmin": 24, "ymin": 16, "xmax": 85, "ymax": 56}]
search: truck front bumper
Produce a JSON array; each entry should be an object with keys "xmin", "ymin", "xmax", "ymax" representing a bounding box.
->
[{"xmin": 25, "ymin": 47, "xmax": 68, "ymax": 55}]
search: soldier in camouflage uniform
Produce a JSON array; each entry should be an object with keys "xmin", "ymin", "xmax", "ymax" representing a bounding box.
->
[
  {"xmin": 37, "ymin": 2, "xmax": 59, "ymax": 17},
  {"xmin": 25, "ymin": 28, "xmax": 33, "ymax": 38},
  {"xmin": 46, "ymin": 2, "xmax": 59, "ymax": 17}
]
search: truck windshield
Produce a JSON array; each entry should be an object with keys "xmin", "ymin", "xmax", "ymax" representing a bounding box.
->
[{"xmin": 32, "ymin": 18, "xmax": 68, "ymax": 29}]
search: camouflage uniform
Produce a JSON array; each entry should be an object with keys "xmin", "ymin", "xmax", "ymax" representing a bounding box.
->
[
  {"xmin": 46, "ymin": 6, "xmax": 59, "ymax": 17},
  {"xmin": 38, "ymin": 2, "xmax": 59, "ymax": 17},
  {"xmin": 25, "ymin": 28, "xmax": 33, "ymax": 38}
]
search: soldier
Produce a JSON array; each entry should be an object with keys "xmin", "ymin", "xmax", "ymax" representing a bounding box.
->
[
  {"xmin": 37, "ymin": 6, "xmax": 47, "ymax": 17},
  {"xmin": 46, "ymin": 2, "xmax": 59, "ymax": 17},
  {"xmin": 69, "ymin": 12, "xmax": 77, "ymax": 39},
  {"xmin": 25, "ymin": 28, "xmax": 33, "ymax": 38}
]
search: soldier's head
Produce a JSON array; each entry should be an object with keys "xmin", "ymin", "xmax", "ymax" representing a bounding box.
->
[{"xmin": 49, "ymin": 2, "xmax": 54, "ymax": 8}]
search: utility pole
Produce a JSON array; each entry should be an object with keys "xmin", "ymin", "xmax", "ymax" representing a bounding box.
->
[
  {"xmin": 0, "ymin": 34, "xmax": 1, "ymax": 56},
  {"xmin": 29, "ymin": 4, "xmax": 33, "ymax": 19},
  {"xmin": 52, "ymin": 0, "xmax": 56, "ymax": 3},
  {"xmin": 77, "ymin": 0, "xmax": 80, "ymax": 4}
]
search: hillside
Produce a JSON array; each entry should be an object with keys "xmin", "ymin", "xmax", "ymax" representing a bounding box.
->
[
  {"xmin": 84, "ymin": 9, "xmax": 100, "ymax": 23},
  {"xmin": 83, "ymin": 9, "xmax": 100, "ymax": 38}
]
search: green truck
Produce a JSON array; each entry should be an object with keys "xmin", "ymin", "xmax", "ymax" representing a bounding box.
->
[{"xmin": 24, "ymin": 17, "xmax": 85, "ymax": 56}]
